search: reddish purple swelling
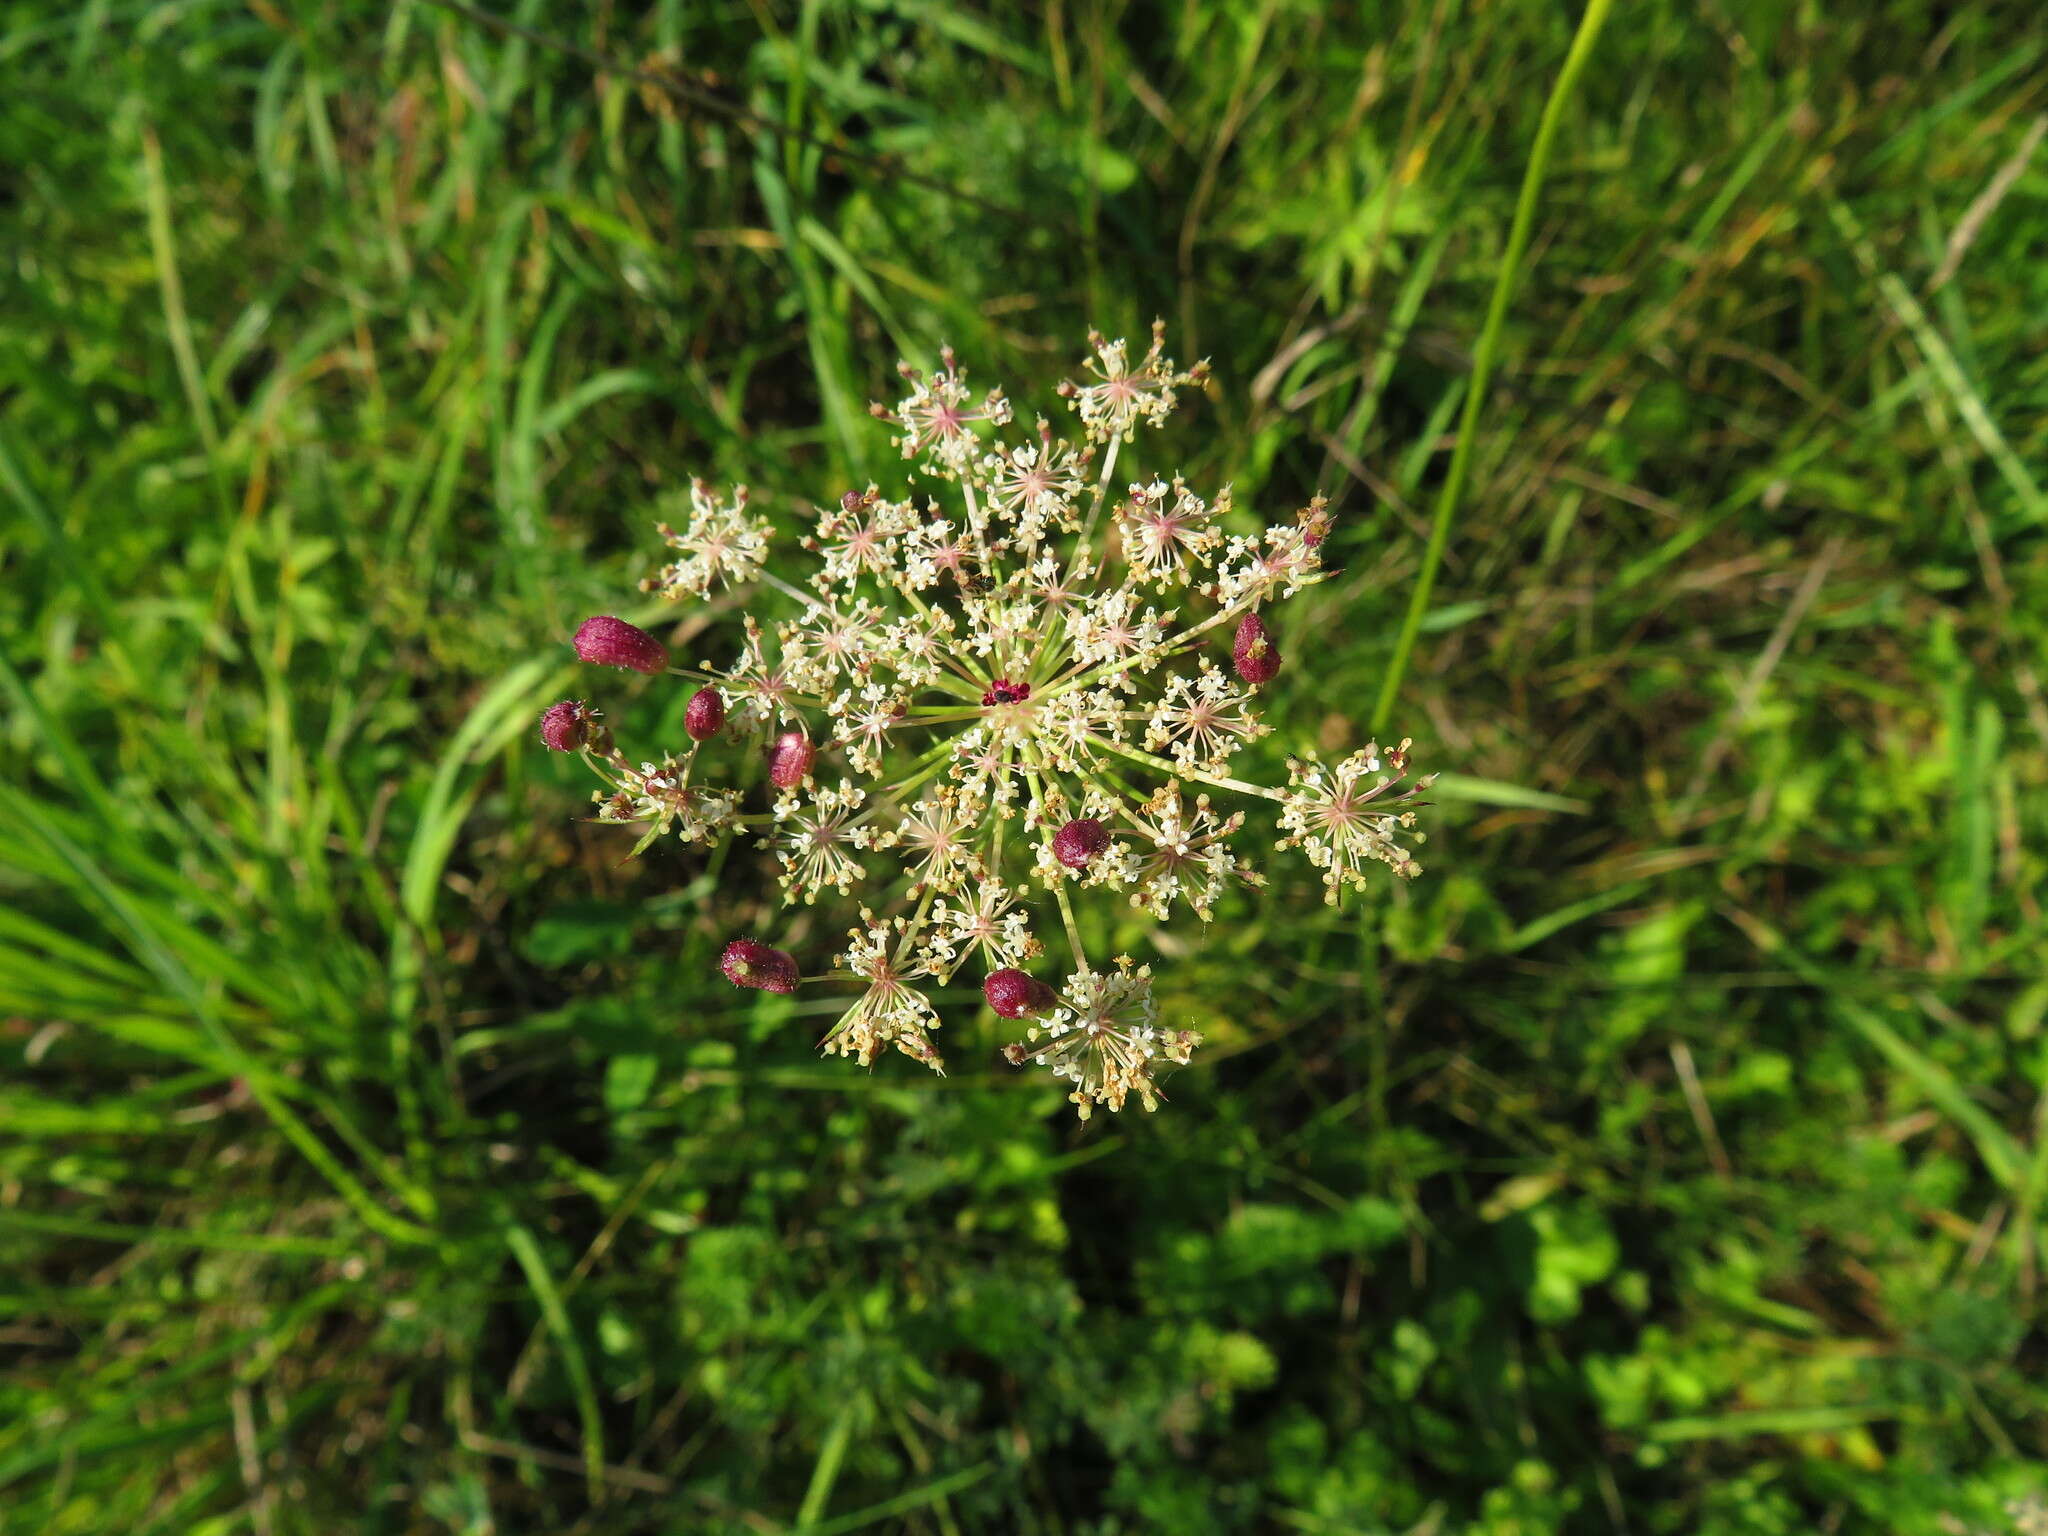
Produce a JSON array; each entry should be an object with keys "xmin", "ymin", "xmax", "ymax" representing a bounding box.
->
[
  {"xmin": 538, "ymin": 700, "xmax": 590, "ymax": 752},
  {"xmin": 1232, "ymin": 612, "xmax": 1281, "ymax": 685},
  {"xmin": 768, "ymin": 731, "xmax": 815, "ymax": 788},
  {"xmin": 1052, "ymin": 817, "xmax": 1110, "ymax": 869},
  {"xmin": 574, "ymin": 615, "xmax": 668, "ymax": 674},
  {"xmin": 685, "ymin": 686, "xmax": 726, "ymax": 742},
  {"xmin": 720, "ymin": 938, "xmax": 798, "ymax": 994},
  {"xmin": 984, "ymin": 968, "xmax": 1057, "ymax": 1019}
]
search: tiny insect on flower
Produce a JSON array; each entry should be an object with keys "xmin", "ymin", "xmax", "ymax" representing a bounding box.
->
[
  {"xmin": 1052, "ymin": 817, "xmax": 1111, "ymax": 869},
  {"xmin": 541, "ymin": 329, "xmax": 1429, "ymax": 1118},
  {"xmin": 685, "ymin": 686, "xmax": 726, "ymax": 741},
  {"xmin": 1231, "ymin": 612, "xmax": 1281, "ymax": 685},
  {"xmin": 984, "ymin": 968, "xmax": 1057, "ymax": 1019},
  {"xmin": 574, "ymin": 615, "xmax": 668, "ymax": 674},
  {"xmin": 720, "ymin": 938, "xmax": 799, "ymax": 994}
]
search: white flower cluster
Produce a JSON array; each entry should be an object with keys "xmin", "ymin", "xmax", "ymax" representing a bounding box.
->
[
  {"xmin": 566, "ymin": 330, "xmax": 1431, "ymax": 1118},
  {"xmin": 1276, "ymin": 739, "xmax": 1429, "ymax": 900},
  {"xmin": 593, "ymin": 753, "xmax": 738, "ymax": 853},
  {"xmin": 642, "ymin": 480, "xmax": 774, "ymax": 599},
  {"xmin": 999, "ymin": 960, "xmax": 1201, "ymax": 1120}
]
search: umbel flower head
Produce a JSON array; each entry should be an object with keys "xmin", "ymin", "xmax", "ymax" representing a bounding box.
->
[{"xmin": 548, "ymin": 325, "xmax": 1432, "ymax": 1118}]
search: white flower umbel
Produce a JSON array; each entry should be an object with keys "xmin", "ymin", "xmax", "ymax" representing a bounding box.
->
[
  {"xmin": 643, "ymin": 480, "xmax": 774, "ymax": 599},
  {"xmin": 553, "ymin": 330, "xmax": 1433, "ymax": 1116},
  {"xmin": 1000, "ymin": 959, "xmax": 1201, "ymax": 1120},
  {"xmin": 1277, "ymin": 740, "xmax": 1430, "ymax": 901}
]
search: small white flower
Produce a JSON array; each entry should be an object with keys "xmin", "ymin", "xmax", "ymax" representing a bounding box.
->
[
  {"xmin": 882, "ymin": 785, "xmax": 987, "ymax": 893},
  {"xmin": 926, "ymin": 882, "xmax": 1034, "ymax": 981},
  {"xmin": 900, "ymin": 514, "xmax": 976, "ymax": 591},
  {"xmin": 821, "ymin": 913, "xmax": 944, "ymax": 1071},
  {"xmin": 1117, "ymin": 476, "xmax": 1223, "ymax": 588},
  {"xmin": 828, "ymin": 683, "xmax": 907, "ymax": 777},
  {"xmin": 1276, "ymin": 741, "xmax": 1433, "ymax": 902},
  {"xmin": 779, "ymin": 596, "xmax": 883, "ymax": 695},
  {"xmin": 984, "ymin": 426, "xmax": 1090, "ymax": 548},
  {"xmin": 718, "ymin": 616, "xmax": 807, "ymax": 732},
  {"xmin": 767, "ymin": 781, "xmax": 871, "ymax": 901},
  {"xmin": 593, "ymin": 752, "xmax": 738, "ymax": 851},
  {"xmin": 1211, "ymin": 500, "xmax": 1332, "ymax": 607},
  {"xmin": 1144, "ymin": 661, "xmax": 1268, "ymax": 774},
  {"xmin": 1119, "ymin": 785, "xmax": 1263, "ymax": 920},
  {"xmin": 1060, "ymin": 321, "xmax": 1208, "ymax": 441},
  {"xmin": 644, "ymin": 480, "xmax": 774, "ymax": 598},
  {"xmin": 880, "ymin": 348, "xmax": 1013, "ymax": 476},
  {"xmin": 1001, "ymin": 960, "xmax": 1200, "ymax": 1118},
  {"xmin": 1063, "ymin": 589, "xmax": 1174, "ymax": 672},
  {"xmin": 810, "ymin": 491, "xmax": 919, "ymax": 589}
]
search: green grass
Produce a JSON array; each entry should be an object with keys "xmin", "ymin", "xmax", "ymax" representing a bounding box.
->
[{"xmin": 5, "ymin": 0, "xmax": 2048, "ymax": 1531}]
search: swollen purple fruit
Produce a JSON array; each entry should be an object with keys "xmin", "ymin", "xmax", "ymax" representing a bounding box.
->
[
  {"xmin": 1052, "ymin": 817, "xmax": 1110, "ymax": 869},
  {"xmin": 720, "ymin": 938, "xmax": 799, "ymax": 994},
  {"xmin": 685, "ymin": 686, "xmax": 726, "ymax": 742},
  {"xmin": 539, "ymin": 700, "xmax": 593, "ymax": 752},
  {"xmin": 984, "ymin": 968, "xmax": 1057, "ymax": 1019},
  {"xmin": 573, "ymin": 615, "xmax": 668, "ymax": 674},
  {"xmin": 768, "ymin": 731, "xmax": 816, "ymax": 789},
  {"xmin": 1232, "ymin": 612, "xmax": 1281, "ymax": 685}
]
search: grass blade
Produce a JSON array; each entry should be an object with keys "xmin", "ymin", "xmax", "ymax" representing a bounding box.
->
[{"xmin": 1370, "ymin": 0, "xmax": 1616, "ymax": 732}]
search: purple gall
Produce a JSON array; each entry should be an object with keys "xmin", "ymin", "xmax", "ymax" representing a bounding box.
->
[
  {"xmin": 1232, "ymin": 613, "xmax": 1281, "ymax": 685},
  {"xmin": 573, "ymin": 615, "xmax": 669, "ymax": 674},
  {"xmin": 768, "ymin": 730, "xmax": 816, "ymax": 789},
  {"xmin": 685, "ymin": 686, "xmax": 726, "ymax": 742},
  {"xmin": 1052, "ymin": 817, "xmax": 1111, "ymax": 869},
  {"xmin": 720, "ymin": 938, "xmax": 799, "ymax": 994},
  {"xmin": 539, "ymin": 700, "xmax": 595, "ymax": 753},
  {"xmin": 984, "ymin": 968, "xmax": 1057, "ymax": 1019}
]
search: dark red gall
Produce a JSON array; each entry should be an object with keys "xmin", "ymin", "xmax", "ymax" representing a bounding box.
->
[
  {"xmin": 1232, "ymin": 612, "xmax": 1281, "ymax": 685},
  {"xmin": 1052, "ymin": 817, "xmax": 1111, "ymax": 869},
  {"xmin": 720, "ymin": 938, "xmax": 799, "ymax": 994},
  {"xmin": 984, "ymin": 968, "xmax": 1057, "ymax": 1019},
  {"xmin": 539, "ymin": 700, "xmax": 592, "ymax": 752},
  {"xmin": 573, "ymin": 615, "xmax": 668, "ymax": 674},
  {"xmin": 685, "ymin": 686, "xmax": 726, "ymax": 742},
  {"xmin": 768, "ymin": 731, "xmax": 816, "ymax": 789}
]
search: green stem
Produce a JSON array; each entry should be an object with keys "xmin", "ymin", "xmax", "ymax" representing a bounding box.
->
[
  {"xmin": 1074, "ymin": 433, "xmax": 1122, "ymax": 547},
  {"xmin": 1050, "ymin": 876, "xmax": 1087, "ymax": 973},
  {"xmin": 1369, "ymin": 0, "xmax": 1614, "ymax": 734},
  {"xmin": 1020, "ymin": 748, "xmax": 1089, "ymax": 968},
  {"xmin": 1090, "ymin": 734, "xmax": 1286, "ymax": 802}
]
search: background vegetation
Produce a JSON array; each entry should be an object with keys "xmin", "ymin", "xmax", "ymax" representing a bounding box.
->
[{"xmin": 4, "ymin": 0, "xmax": 2047, "ymax": 1530}]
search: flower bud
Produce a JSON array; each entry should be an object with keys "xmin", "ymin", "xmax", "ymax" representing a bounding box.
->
[
  {"xmin": 720, "ymin": 938, "xmax": 798, "ymax": 994},
  {"xmin": 1052, "ymin": 816, "xmax": 1110, "ymax": 869},
  {"xmin": 538, "ymin": 700, "xmax": 593, "ymax": 752},
  {"xmin": 573, "ymin": 615, "xmax": 668, "ymax": 674},
  {"xmin": 768, "ymin": 731, "xmax": 815, "ymax": 789},
  {"xmin": 685, "ymin": 686, "xmax": 726, "ymax": 742},
  {"xmin": 1232, "ymin": 612, "xmax": 1281, "ymax": 685},
  {"xmin": 984, "ymin": 968, "xmax": 1057, "ymax": 1019}
]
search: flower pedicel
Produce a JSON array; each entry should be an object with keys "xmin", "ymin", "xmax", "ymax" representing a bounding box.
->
[{"xmin": 542, "ymin": 326, "xmax": 1432, "ymax": 1118}]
